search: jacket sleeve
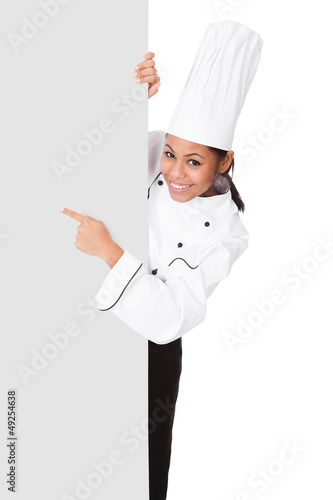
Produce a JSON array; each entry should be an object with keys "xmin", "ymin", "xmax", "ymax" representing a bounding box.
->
[{"xmin": 94, "ymin": 230, "xmax": 249, "ymax": 345}]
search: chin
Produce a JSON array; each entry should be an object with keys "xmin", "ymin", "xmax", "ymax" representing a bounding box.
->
[{"xmin": 168, "ymin": 190, "xmax": 194, "ymax": 202}]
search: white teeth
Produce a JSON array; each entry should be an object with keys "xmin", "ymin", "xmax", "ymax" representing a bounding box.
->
[{"xmin": 171, "ymin": 181, "xmax": 191, "ymax": 189}]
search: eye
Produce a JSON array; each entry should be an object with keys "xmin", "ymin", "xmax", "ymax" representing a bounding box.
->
[
  {"xmin": 164, "ymin": 151, "xmax": 201, "ymax": 166},
  {"xmin": 164, "ymin": 151, "xmax": 175, "ymax": 159}
]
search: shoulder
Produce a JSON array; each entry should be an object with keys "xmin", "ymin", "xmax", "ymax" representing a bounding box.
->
[
  {"xmin": 148, "ymin": 130, "xmax": 166, "ymax": 187},
  {"xmin": 148, "ymin": 129, "xmax": 166, "ymax": 147},
  {"xmin": 218, "ymin": 198, "xmax": 250, "ymax": 258},
  {"xmin": 204, "ymin": 190, "xmax": 250, "ymax": 255}
]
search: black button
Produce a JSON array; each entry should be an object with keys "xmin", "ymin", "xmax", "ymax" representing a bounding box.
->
[
  {"xmin": 204, "ymin": 221, "xmax": 210, "ymax": 227},
  {"xmin": 158, "ymin": 180, "xmax": 163, "ymax": 185},
  {"xmin": 152, "ymin": 269, "xmax": 158, "ymax": 275},
  {"xmin": 178, "ymin": 242, "xmax": 183, "ymax": 248}
]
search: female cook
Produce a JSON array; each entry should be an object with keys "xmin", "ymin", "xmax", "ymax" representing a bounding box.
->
[{"xmin": 59, "ymin": 21, "xmax": 263, "ymax": 500}]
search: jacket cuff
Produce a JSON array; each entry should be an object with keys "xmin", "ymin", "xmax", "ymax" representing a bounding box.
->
[{"xmin": 95, "ymin": 250, "xmax": 143, "ymax": 311}]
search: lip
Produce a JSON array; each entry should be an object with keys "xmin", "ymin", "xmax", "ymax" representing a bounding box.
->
[{"xmin": 169, "ymin": 179, "xmax": 194, "ymax": 193}]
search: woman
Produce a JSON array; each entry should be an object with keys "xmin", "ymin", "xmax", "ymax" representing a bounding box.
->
[{"xmin": 59, "ymin": 21, "xmax": 263, "ymax": 500}]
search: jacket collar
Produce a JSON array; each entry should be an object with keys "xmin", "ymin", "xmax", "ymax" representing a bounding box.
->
[{"xmin": 156, "ymin": 171, "xmax": 236, "ymax": 221}]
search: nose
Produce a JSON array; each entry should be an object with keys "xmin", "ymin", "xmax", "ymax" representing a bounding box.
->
[{"xmin": 171, "ymin": 161, "xmax": 187, "ymax": 180}]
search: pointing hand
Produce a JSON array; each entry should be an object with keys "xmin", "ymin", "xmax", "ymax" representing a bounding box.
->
[{"xmin": 58, "ymin": 207, "xmax": 118, "ymax": 263}]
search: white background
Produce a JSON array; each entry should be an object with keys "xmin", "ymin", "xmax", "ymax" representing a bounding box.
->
[{"xmin": 149, "ymin": 1, "xmax": 333, "ymax": 499}]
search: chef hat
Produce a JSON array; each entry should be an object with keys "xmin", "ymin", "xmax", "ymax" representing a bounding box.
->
[{"xmin": 166, "ymin": 20, "xmax": 263, "ymax": 151}]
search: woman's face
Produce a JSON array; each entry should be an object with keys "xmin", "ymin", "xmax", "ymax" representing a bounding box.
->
[{"xmin": 160, "ymin": 134, "xmax": 233, "ymax": 202}]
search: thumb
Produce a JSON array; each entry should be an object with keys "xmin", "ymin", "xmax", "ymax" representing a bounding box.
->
[{"xmin": 148, "ymin": 81, "xmax": 161, "ymax": 99}]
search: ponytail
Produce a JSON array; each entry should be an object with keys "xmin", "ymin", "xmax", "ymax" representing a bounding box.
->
[{"xmin": 208, "ymin": 147, "xmax": 245, "ymax": 213}]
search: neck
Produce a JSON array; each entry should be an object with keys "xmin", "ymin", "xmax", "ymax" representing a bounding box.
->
[{"xmin": 199, "ymin": 185, "xmax": 219, "ymax": 197}]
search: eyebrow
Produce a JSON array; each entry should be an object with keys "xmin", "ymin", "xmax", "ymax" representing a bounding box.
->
[{"xmin": 164, "ymin": 143, "xmax": 206, "ymax": 159}]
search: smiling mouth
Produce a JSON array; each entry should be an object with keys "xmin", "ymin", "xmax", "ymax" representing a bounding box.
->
[{"xmin": 169, "ymin": 180, "xmax": 194, "ymax": 192}]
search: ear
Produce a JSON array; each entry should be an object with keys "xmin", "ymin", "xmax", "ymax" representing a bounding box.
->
[{"xmin": 218, "ymin": 150, "xmax": 234, "ymax": 174}]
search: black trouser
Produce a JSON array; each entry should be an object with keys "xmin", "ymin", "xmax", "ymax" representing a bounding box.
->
[{"xmin": 148, "ymin": 337, "xmax": 182, "ymax": 500}]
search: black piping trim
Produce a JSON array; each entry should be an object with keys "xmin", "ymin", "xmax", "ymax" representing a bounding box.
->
[
  {"xmin": 147, "ymin": 172, "xmax": 163, "ymax": 200},
  {"xmin": 97, "ymin": 263, "xmax": 144, "ymax": 311},
  {"xmin": 168, "ymin": 257, "xmax": 198, "ymax": 269}
]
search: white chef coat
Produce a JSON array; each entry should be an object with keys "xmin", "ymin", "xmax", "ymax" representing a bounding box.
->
[{"xmin": 94, "ymin": 130, "xmax": 249, "ymax": 345}]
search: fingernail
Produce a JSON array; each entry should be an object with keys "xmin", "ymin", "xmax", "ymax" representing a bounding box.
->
[
  {"xmin": 58, "ymin": 207, "xmax": 64, "ymax": 212},
  {"xmin": 136, "ymin": 78, "xmax": 140, "ymax": 83},
  {"xmin": 134, "ymin": 65, "xmax": 139, "ymax": 70},
  {"xmin": 131, "ymin": 71, "xmax": 137, "ymax": 76},
  {"xmin": 157, "ymin": 82, "xmax": 161, "ymax": 88},
  {"xmin": 141, "ymin": 57, "xmax": 146, "ymax": 62}
]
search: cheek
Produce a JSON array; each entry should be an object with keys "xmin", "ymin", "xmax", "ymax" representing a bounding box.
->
[
  {"xmin": 191, "ymin": 169, "xmax": 215, "ymax": 186},
  {"xmin": 160, "ymin": 159, "xmax": 173, "ymax": 177},
  {"xmin": 203, "ymin": 166, "xmax": 218, "ymax": 183}
]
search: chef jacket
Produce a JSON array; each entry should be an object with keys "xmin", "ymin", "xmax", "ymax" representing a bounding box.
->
[{"xmin": 94, "ymin": 130, "xmax": 249, "ymax": 345}]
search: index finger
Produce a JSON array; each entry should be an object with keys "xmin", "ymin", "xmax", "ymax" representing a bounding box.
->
[
  {"xmin": 141, "ymin": 51, "xmax": 155, "ymax": 61},
  {"xmin": 58, "ymin": 207, "xmax": 86, "ymax": 223}
]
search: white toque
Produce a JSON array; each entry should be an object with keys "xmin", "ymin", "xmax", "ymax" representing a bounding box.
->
[{"xmin": 167, "ymin": 21, "xmax": 263, "ymax": 151}]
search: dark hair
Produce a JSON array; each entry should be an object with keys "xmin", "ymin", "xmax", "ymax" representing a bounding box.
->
[{"xmin": 207, "ymin": 146, "xmax": 245, "ymax": 212}]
